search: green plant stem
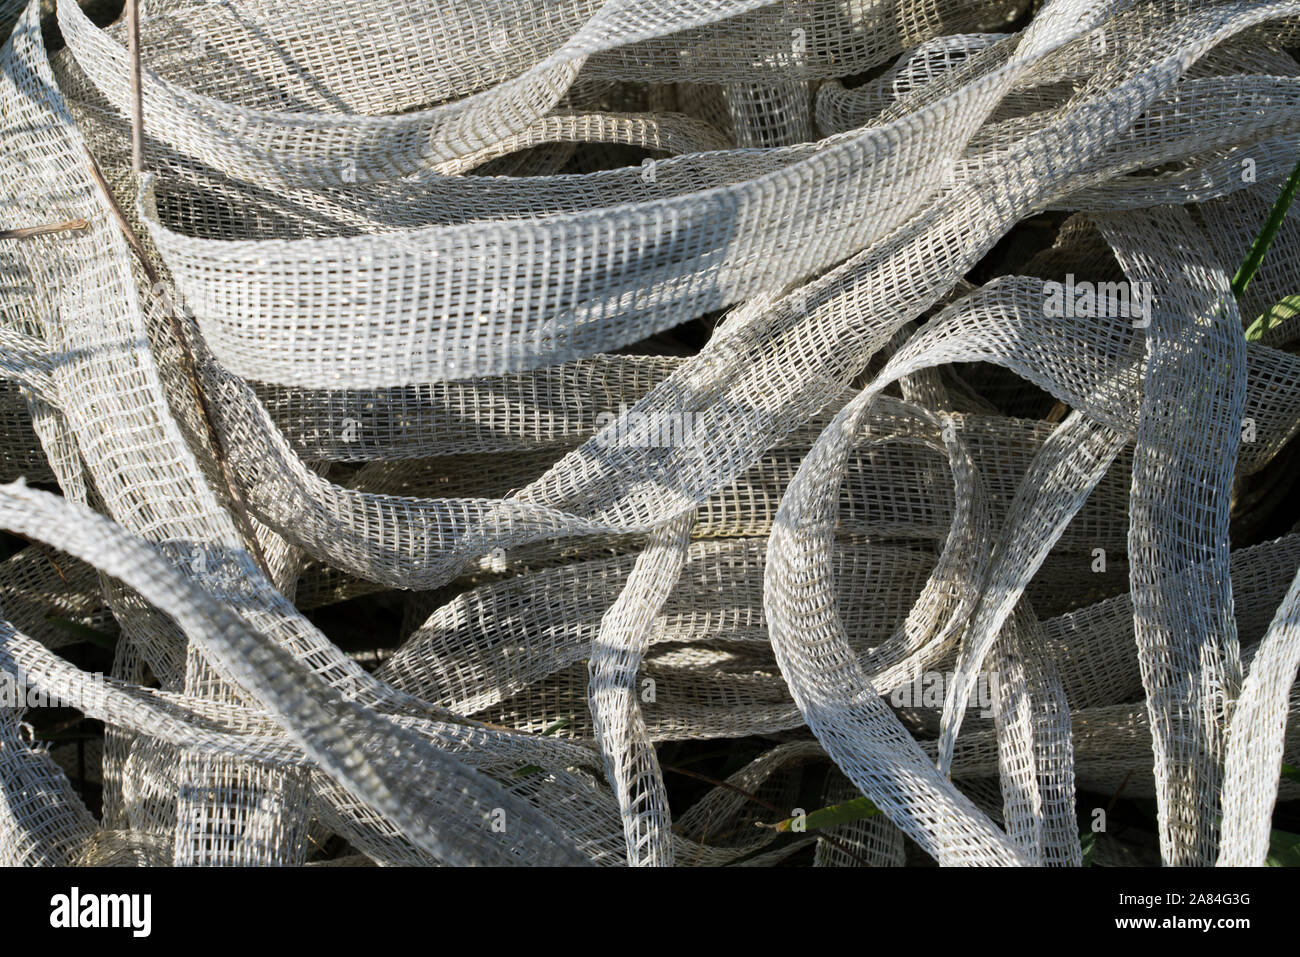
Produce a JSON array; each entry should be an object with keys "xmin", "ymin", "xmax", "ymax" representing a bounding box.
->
[{"xmin": 1233, "ymin": 156, "xmax": 1300, "ymax": 301}]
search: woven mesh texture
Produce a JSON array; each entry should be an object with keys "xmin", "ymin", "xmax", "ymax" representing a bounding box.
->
[{"xmin": 3, "ymin": 0, "xmax": 1300, "ymax": 866}]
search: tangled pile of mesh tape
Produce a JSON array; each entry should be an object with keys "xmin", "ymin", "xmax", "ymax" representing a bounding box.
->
[{"xmin": 2, "ymin": 0, "xmax": 1300, "ymax": 866}]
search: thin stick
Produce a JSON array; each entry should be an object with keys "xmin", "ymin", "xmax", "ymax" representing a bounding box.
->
[
  {"xmin": 0, "ymin": 219, "xmax": 89, "ymax": 240},
  {"xmin": 80, "ymin": 144, "xmax": 274, "ymax": 581},
  {"xmin": 663, "ymin": 763, "xmax": 786, "ymax": 816},
  {"xmin": 661, "ymin": 763, "xmax": 874, "ymax": 865},
  {"xmin": 127, "ymin": 0, "xmax": 144, "ymax": 174}
]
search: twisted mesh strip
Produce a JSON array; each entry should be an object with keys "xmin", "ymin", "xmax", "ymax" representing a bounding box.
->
[{"xmin": 3, "ymin": 0, "xmax": 1300, "ymax": 868}]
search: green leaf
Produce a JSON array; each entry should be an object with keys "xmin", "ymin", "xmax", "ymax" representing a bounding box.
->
[
  {"xmin": 540, "ymin": 717, "xmax": 571, "ymax": 736},
  {"xmin": 43, "ymin": 615, "xmax": 117, "ymax": 650},
  {"xmin": 1244, "ymin": 295, "xmax": 1300, "ymax": 342},
  {"xmin": 1233, "ymin": 156, "xmax": 1300, "ymax": 301},
  {"xmin": 1080, "ymin": 832, "xmax": 1096, "ymax": 867},
  {"xmin": 1247, "ymin": 768, "xmax": 1300, "ymax": 865},
  {"xmin": 772, "ymin": 796, "xmax": 880, "ymax": 833},
  {"xmin": 513, "ymin": 718, "xmax": 574, "ymax": 777},
  {"xmin": 1265, "ymin": 827, "xmax": 1300, "ymax": 867}
]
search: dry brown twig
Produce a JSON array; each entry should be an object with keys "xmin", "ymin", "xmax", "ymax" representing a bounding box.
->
[
  {"xmin": 0, "ymin": 219, "xmax": 89, "ymax": 240},
  {"xmin": 80, "ymin": 145, "xmax": 274, "ymax": 581}
]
